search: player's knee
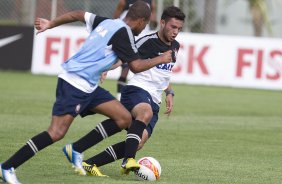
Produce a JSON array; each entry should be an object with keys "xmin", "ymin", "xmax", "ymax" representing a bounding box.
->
[
  {"xmin": 132, "ymin": 103, "xmax": 153, "ymax": 124},
  {"xmin": 48, "ymin": 129, "xmax": 66, "ymax": 142},
  {"xmin": 137, "ymin": 110, "xmax": 153, "ymax": 125},
  {"xmin": 144, "ymin": 110, "xmax": 153, "ymax": 122}
]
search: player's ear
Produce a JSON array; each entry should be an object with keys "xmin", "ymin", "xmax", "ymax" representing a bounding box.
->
[
  {"xmin": 138, "ymin": 18, "xmax": 145, "ymax": 26},
  {"xmin": 160, "ymin": 19, "xmax": 165, "ymax": 28}
]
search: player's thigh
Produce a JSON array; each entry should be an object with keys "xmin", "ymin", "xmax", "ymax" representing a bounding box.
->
[
  {"xmin": 92, "ymin": 100, "xmax": 131, "ymax": 127},
  {"xmin": 121, "ymin": 85, "xmax": 153, "ymax": 123}
]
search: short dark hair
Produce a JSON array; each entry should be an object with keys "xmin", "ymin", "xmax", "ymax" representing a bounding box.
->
[
  {"xmin": 126, "ymin": 0, "xmax": 151, "ymax": 21},
  {"xmin": 161, "ymin": 6, "xmax": 186, "ymax": 22}
]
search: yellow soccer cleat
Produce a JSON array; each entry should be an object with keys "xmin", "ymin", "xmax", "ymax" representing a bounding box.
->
[
  {"xmin": 82, "ymin": 162, "xmax": 108, "ymax": 177},
  {"xmin": 120, "ymin": 158, "xmax": 140, "ymax": 175}
]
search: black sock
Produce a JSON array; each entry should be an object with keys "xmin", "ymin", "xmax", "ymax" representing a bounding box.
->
[
  {"xmin": 72, "ymin": 119, "xmax": 122, "ymax": 153},
  {"xmin": 124, "ymin": 120, "xmax": 146, "ymax": 160},
  {"xmin": 2, "ymin": 131, "xmax": 53, "ymax": 169},
  {"xmin": 117, "ymin": 77, "xmax": 126, "ymax": 93},
  {"xmin": 85, "ymin": 141, "xmax": 125, "ymax": 167}
]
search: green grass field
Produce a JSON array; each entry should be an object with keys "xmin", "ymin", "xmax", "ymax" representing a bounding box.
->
[{"xmin": 0, "ymin": 71, "xmax": 282, "ymax": 184}]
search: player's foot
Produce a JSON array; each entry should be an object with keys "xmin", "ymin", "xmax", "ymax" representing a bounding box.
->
[
  {"xmin": 82, "ymin": 162, "xmax": 108, "ymax": 177},
  {"xmin": 0, "ymin": 164, "xmax": 22, "ymax": 184},
  {"xmin": 120, "ymin": 158, "xmax": 140, "ymax": 175},
  {"xmin": 62, "ymin": 144, "xmax": 86, "ymax": 176}
]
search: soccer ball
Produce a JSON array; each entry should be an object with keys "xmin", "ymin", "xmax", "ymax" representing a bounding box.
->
[{"xmin": 134, "ymin": 157, "xmax": 162, "ymax": 181}]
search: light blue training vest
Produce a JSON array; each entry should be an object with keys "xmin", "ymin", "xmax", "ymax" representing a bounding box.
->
[{"xmin": 62, "ymin": 19, "xmax": 126, "ymax": 86}]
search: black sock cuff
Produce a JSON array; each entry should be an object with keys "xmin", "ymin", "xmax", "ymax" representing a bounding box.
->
[
  {"xmin": 2, "ymin": 131, "xmax": 53, "ymax": 169},
  {"xmin": 98, "ymin": 119, "xmax": 122, "ymax": 138},
  {"xmin": 126, "ymin": 120, "xmax": 146, "ymax": 143},
  {"xmin": 124, "ymin": 121, "xmax": 146, "ymax": 159},
  {"xmin": 130, "ymin": 120, "xmax": 146, "ymax": 133},
  {"xmin": 30, "ymin": 131, "xmax": 53, "ymax": 151},
  {"xmin": 108, "ymin": 141, "xmax": 125, "ymax": 160}
]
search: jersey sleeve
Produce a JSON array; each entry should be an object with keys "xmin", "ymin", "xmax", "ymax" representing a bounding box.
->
[
  {"xmin": 110, "ymin": 27, "xmax": 140, "ymax": 63},
  {"xmin": 135, "ymin": 39, "xmax": 152, "ymax": 59},
  {"xmin": 84, "ymin": 12, "xmax": 108, "ymax": 33}
]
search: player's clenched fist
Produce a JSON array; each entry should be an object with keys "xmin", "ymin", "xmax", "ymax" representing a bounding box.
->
[{"xmin": 160, "ymin": 50, "xmax": 173, "ymax": 64}]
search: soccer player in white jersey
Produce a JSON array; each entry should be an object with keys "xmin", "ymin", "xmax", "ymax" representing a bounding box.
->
[
  {"xmin": 0, "ymin": 1, "xmax": 173, "ymax": 183},
  {"xmin": 79, "ymin": 6, "xmax": 185, "ymax": 176},
  {"xmin": 114, "ymin": 0, "xmax": 157, "ymax": 100}
]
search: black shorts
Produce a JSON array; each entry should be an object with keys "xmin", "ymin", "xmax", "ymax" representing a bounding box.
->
[
  {"xmin": 121, "ymin": 85, "xmax": 160, "ymax": 137},
  {"xmin": 52, "ymin": 78, "xmax": 115, "ymax": 117}
]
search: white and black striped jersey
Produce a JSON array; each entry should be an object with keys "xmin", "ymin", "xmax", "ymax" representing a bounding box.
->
[{"xmin": 127, "ymin": 32, "xmax": 180, "ymax": 104}]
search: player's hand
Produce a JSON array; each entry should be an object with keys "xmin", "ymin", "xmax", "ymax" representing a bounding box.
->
[
  {"xmin": 34, "ymin": 18, "xmax": 51, "ymax": 35},
  {"xmin": 164, "ymin": 94, "xmax": 173, "ymax": 117},
  {"xmin": 161, "ymin": 50, "xmax": 173, "ymax": 64},
  {"xmin": 100, "ymin": 71, "xmax": 108, "ymax": 84}
]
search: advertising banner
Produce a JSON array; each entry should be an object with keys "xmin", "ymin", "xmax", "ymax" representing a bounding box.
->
[
  {"xmin": 31, "ymin": 26, "xmax": 282, "ymax": 90},
  {"xmin": 0, "ymin": 26, "xmax": 34, "ymax": 70},
  {"xmin": 173, "ymin": 33, "xmax": 282, "ymax": 90}
]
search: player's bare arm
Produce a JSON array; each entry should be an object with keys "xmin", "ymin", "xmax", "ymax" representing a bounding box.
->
[
  {"xmin": 99, "ymin": 72, "xmax": 108, "ymax": 84},
  {"xmin": 99, "ymin": 60, "xmax": 122, "ymax": 84},
  {"xmin": 149, "ymin": 0, "xmax": 158, "ymax": 28},
  {"xmin": 164, "ymin": 85, "xmax": 174, "ymax": 116},
  {"xmin": 35, "ymin": 10, "xmax": 85, "ymax": 34},
  {"xmin": 113, "ymin": 0, "xmax": 126, "ymax": 19},
  {"xmin": 128, "ymin": 50, "xmax": 172, "ymax": 73}
]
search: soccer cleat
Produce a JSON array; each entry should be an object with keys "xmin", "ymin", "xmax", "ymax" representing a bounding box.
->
[
  {"xmin": 0, "ymin": 164, "xmax": 22, "ymax": 184},
  {"xmin": 82, "ymin": 162, "xmax": 108, "ymax": 177},
  {"xmin": 62, "ymin": 144, "xmax": 86, "ymax": 176},
  {"xmin": 120, "ymin": 158, "xmax": 140, "ymax": 175}
]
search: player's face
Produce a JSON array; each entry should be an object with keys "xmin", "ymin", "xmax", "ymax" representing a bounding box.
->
[
  {"xmin": 161, "ymin": 18, "xmax": 183, "ymax": 43},
  {"xmin": 133, "ymin": 18, "xmax": 149, "ymax": 36}
]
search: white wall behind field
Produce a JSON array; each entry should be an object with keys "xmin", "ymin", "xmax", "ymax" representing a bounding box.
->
[{"xmin": 31, "ymin": 26, "xmax": 282, "ymax": 91}]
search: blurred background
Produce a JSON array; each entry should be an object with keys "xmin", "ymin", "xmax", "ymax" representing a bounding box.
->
[
  {"xmin": 1, "ymin": 0, "xmax": 282, "ymax": 37},
  {"xmin": 0, "ymin": 0, "xmax": 281, "ymax": 90}
]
